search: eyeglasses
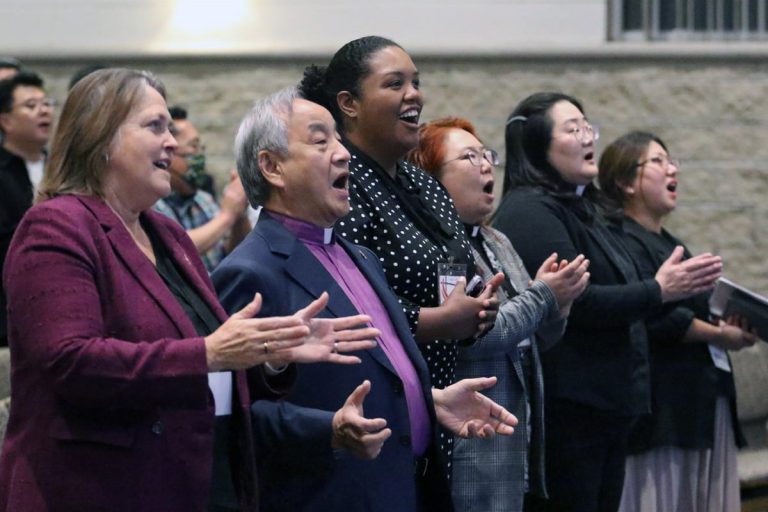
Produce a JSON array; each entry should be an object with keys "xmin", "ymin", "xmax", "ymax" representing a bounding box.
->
[
  {"xmin": 13, "ymin": 98, "xmax": 57, "ymax": 112},
  {"xmin": 444, "ymin": 148, "xmax": 500, "ymax": 168},
  {"xmin": 564, "ymin": 123, "xmax": 599, "ymax": 143},
  {"xmin": 638, "ymin": 155, "xmax": 680, "ymax": 170}
]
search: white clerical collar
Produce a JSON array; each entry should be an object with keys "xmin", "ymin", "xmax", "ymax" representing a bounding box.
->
[{"xmin": 463, "ymin": 224, "xmax": 482, "ymax": 239}]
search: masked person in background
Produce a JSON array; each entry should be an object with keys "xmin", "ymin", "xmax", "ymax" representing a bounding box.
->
[{"xmin": 154, "ymin": 106, "xmax": 250, "ymax": 272}]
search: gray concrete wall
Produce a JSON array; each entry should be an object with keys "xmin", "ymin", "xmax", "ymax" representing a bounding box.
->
[
  {"xmin": 1, "ymin": 0, "xmax": 606, "ymax": 56},
  {"xmin": 28, "ymin": 54, "xmax": 768, "ymax": 295}
]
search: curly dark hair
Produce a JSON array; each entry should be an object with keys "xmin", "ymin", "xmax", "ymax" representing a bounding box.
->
[{"xmin": 298, "ymin": 36, "xmax": 401, "ymax": 132}]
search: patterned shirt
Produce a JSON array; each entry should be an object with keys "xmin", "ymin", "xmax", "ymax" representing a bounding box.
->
[
  {"xmin": 153, "ymin": 190, "xmax": 225, "ymax": 273},
  {"xmin": 336, "ymin": 147, "xmax": 473, "ymax": 388},
  {"xmin": 336, "ymin": 144, "xmax": 474, "ymax": 475}
]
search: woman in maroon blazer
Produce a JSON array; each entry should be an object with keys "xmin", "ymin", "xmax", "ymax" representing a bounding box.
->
[{"xmin": 0, "ymin": 68, "xmax": 376, "ymax": 512}]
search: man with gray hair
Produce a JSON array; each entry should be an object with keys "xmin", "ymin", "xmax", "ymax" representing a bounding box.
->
[{"xmin": 212, "ymin": 87, "xmax": 517, "ymax": 512}]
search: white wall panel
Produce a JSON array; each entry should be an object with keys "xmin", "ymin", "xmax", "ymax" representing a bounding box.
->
[{"xmin": 1, "ymin": 0, "xmax": 607, "ymax": 57}]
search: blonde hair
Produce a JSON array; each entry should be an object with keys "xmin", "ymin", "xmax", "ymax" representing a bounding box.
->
[{"xmin": 37, "ymin": 68, "xmax": 166, "ymax": 203}]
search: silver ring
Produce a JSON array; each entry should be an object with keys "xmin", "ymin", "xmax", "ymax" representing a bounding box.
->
[
  {"xmin": 263, "ymin": 341, "xmax": 270, "ymax": 354},
  {"xmin": 333, "ymin": 342, "xmax": 338, "ymax": 353}
]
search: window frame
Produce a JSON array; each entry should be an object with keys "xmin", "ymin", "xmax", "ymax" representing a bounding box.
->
[{"xmin": 609, "ymin": 0, "xmax": 768, "ymax": 40}]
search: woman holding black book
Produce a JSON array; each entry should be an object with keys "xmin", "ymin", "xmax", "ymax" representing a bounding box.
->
[{"xmin": 599, "ymin": 130, "xmax": 756, "ymax": 512}]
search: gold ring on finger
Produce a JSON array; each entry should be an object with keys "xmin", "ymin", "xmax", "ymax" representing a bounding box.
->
[{"xmin": 263, "ymin": 341, "xmax": 270, "ymax": 354}]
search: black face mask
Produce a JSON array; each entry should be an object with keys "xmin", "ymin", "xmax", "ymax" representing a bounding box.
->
[{"xmin": 180, "ymin": 153, "xmax": 207, "ymax": 188}]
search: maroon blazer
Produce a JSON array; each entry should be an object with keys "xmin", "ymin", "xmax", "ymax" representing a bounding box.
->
[{"xmin": 0, "ymin": 195, "xmax": 275, "ymax": 512}]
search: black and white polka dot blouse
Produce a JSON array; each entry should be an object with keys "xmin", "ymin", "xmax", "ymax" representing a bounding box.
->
[{"xmin": 336, "ymin": 144, "xmax": 474, "ymax": 390}]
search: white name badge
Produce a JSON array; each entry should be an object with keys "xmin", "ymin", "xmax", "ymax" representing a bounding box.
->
[
  {"xmin": 437, "ymin": 262, "xmax": 466, "ymax": 305},
  {"xmin": 708, "ymin": 345, "xmax": 732, "ymax": 373}
]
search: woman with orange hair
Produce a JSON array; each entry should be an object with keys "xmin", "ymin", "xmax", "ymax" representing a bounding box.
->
[{"xmin": 407, "ymin": 117, "xmax": 590, "ymax": 512}]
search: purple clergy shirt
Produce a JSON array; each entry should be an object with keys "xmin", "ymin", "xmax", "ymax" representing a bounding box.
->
[{"xmin": 270, "ymin": 211, "xmax": 431, "ymax": 455}]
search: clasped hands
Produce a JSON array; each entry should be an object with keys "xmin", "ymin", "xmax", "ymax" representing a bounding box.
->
[
  {"xmin": 331, "ymin": 377, "xmax": 517, "ymax": 460},
  {"xmin": 441, "ymin": 273, "xmax": 506, "ymax": 339},
  {"xmin": 442, "ymin": 252, "xmax": 591, "ymax": 339}
]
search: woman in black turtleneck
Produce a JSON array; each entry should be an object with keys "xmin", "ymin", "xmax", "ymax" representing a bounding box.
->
[{"xmin": 492, "ymin": 92, "xmax": 723, "ymax": 512}]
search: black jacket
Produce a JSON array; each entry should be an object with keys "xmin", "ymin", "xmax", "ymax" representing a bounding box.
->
[
  {"xmin": 619, "ymin": 216, "xmax": 745, "ymax": 450},
  {"xmin": 493, "ymin": 187, "xmax": 662, "ymax": 415},
  {"xmin": 0, "ymin": 145, "xmax": 35, "ymax": 345}
]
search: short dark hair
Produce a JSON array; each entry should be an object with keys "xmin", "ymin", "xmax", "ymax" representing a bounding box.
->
[
  {"xmin": 299, "ymin": 35, "xmax": 401, "ymax": 132},
  {"xmin": 68, "ymin": 64, "xmax": 108, "ymax": 91},
  {"xmin": 168, "ymin": 105, "xmax": 188, "ymax": 121},
  {"xmin": 598, "ymin": 131, "xmax": 668, "ymax": 210},
  {"xmin": 0, "ymin": 71, "xmax": 45, "ymax": 114},
  {"xmin": 0, "ymin": 56, "xmax": 21, "ymax": 71}
]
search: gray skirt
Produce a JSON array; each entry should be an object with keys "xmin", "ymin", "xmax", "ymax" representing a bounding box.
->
[{"xmin": 619, "ymin": 397, "xmax": 740, "ymax": 512}]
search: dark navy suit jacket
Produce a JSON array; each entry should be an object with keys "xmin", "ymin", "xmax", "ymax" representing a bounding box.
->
[{"xmin": 213, "ymin": 213, "xmax": 453, "ymax": 512}]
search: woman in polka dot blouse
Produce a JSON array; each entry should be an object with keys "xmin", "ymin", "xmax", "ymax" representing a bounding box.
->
[{"xmin": 300, "ymin": 36, "xmax": 502, "ymax": 469}]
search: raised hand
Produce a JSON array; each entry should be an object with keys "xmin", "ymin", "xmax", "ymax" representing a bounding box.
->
[
  {"xmin": 534, "ymin": 253, "xmax": 590, "ymax": 317},
  {"xmin": 656, "ymin": 246, "xmax": 722, "ymax": 303},
  {"xmin": 220, "ymin": 170, "xmax": 249, "ymax": 220},
  {"xmin": 474, "ymin": 273, "xmax": 505, "ymax": 337},
  {"xmin": 331, "ymin": 380, "xmax": 392, "ymax": 459},
  {"xmin": 274, "ymin": 292, "xmax": 380, "ymax": 365},
  {"xmin": 204, "ymin": 293, "xmax": 310, "ymax": 371},
  {"xmin": 432, "ymin": 376, "xmax": 518, "ymax": 439}
]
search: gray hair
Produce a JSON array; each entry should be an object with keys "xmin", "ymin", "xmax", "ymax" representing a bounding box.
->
[{"xmin": 234, "ymin": 86, "xmax": 300, "ymax": 206}]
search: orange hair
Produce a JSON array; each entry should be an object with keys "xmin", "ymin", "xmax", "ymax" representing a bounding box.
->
[{"xmin": 407, "ymin": 117, "xmax": 479, "ymax": 177}]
